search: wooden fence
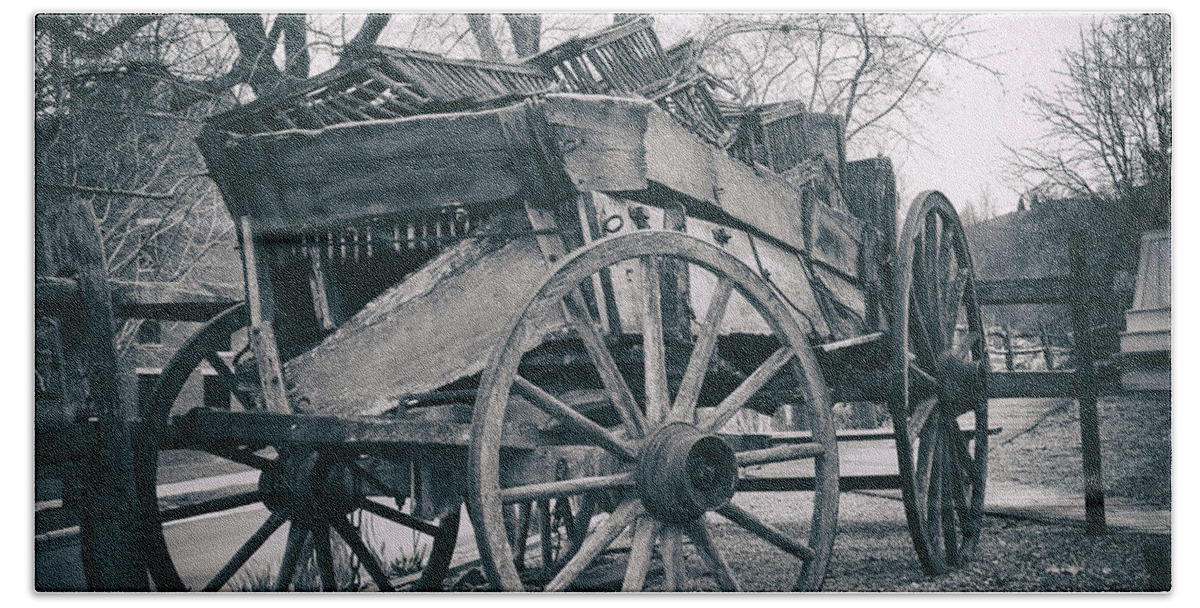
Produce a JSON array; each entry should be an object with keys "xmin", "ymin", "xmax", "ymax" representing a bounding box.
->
[{"xmin": 976, "ymin": 231, "xmax": 1106, "ymax": 534}]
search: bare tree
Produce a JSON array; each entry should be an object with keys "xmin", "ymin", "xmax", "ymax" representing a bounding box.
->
[
  {"xmin": 35, "ymin": 14, "xmax": 395, "ymax": 352},
  {"xmin": 1010, "ymin": 14, "xmax": 1170, "ymax": 228},
  {"xmin": 693, "ymin": 14, "xmax": 997, "ymax": 156},
  {"xmin": 466, "ymin": 13, "xmax": 543, "ymax": 61}
]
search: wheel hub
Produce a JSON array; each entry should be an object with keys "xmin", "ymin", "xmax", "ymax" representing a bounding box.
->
[
  {"xmin": 935, "ymin": 352, "xmax": 985, "ymax": 415},
  {"xmin": 635, "ymin": 423, "xmax": 737, "ymax": 523},
  {"xmin": 259, "ymin": 451, "xmax": 357, "ymax": 523}
]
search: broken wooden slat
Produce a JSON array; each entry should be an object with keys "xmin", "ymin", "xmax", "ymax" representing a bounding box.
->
[{"xmin": 285, "ymin": 217, "xmax": 563, "ymax": 418}]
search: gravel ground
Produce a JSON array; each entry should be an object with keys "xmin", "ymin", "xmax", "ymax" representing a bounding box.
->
[{"xmin": 989, "ymin": 392, "xmax": 1171, "ymax": 508}]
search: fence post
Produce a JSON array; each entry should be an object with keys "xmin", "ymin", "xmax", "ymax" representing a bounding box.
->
[
  {"xmin": 1002, "ymin": 324, "xmax": 1015, "ymax": 371},
  {"xmin": 1070, "ymin": 231, "xmax": 1106, "ymax": 535},
  {"xmin": 1039, "ymin": 321, "xmax": 1056, "ymax": 370},
  {"xmin": 50, "ymin": 196, "xmax": 149, "ymax": 589}
]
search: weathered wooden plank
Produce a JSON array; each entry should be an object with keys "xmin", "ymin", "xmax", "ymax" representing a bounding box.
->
[
  {"xmin": 976, "ymin": 276, "xmax": 1071, "ymax": 305},
  {"xmin": 543, "ymin": 94, "xmax": 649, "ymax": 192},
  {"xmin": 751, "ymin": 237, "xmax": 829, "ymax": 337},
  {"xmin": 737, "ymin": 474, "xmax": 902, "ymax": 492},
  {"xmin": 683, "ymin": 215, "xmax": 771, "ymax": 335},
  {"xmin": 807, "ymin": 200, "xmax": 863, "ymax": 279},
  {"xmin": 642, "ymin": 105, "xmax": 715, "ymax": 203},
  {"xmin": 241, "ymin": 217, "xmax": 291, "ymax": 415},
  {"xmin": 214, "ymin": 106, "xmax": 539, "ymax": 234},
  {"xmin": 710, "ymin": 148, "xmax": 808, "ymax": 253},
  {"xmin": 174, "ymin": 408, "xmax": 542, "ymax": 450},
  {"xmin": 46, "ymin": 196, "xmax": 147, "ymax": 589},
  {"xmin": 843, "ymin": 157, "xmax": 897, "ymax": 248},
  {"xmin": 38, "ymin": 277, "xmax": 241, "ymax": 322},
  {"xmin": 810, "ymin": 265, "xmax": 867, "ymax": 324},
  {"xmin": 286, "ymin": 224, "xmax": 562, "ymax": 417},
  {"xmin": 986, "ymin": 371, "xmax": 1076, "ymax": 399},
  {"xmin": 110, "ymin": 280, "xmax": 241, "ymax": 321}
]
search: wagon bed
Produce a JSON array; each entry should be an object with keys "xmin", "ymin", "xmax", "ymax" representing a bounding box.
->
[{"xmin": 135, "ymin": 23, "xmax": 990, "ymax": 592}]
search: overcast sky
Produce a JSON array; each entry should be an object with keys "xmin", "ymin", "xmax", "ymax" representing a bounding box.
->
[{"xmin": 895, "ymin": 13, "xmax": 1098, "ymax": 215}]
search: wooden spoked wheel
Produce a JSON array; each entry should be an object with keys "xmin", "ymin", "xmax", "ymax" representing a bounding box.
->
[
  {"xmin": 891, "ymin": 191, "xmax": 989, "ymax": 576},
  {"xmin": 470, "ymin": 231, "xmax": 840, "ymax": 591},
  {"xmin": 134, "ymin": 304, "xmax": 460, "ymax": 591}
]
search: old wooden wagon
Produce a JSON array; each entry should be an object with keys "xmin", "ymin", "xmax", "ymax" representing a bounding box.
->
[{"xmin": 137, "ymin": 18, "xmax": 989, "ymax": 591}]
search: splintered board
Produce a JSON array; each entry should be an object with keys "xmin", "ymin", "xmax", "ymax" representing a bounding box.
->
[
  {"xmin": 201, "ymin": 104, "xmax": 545, "ymax": 235},
  {"xmin": 284, "ymin": 231, "xmax": 564, "ymax": 417}
]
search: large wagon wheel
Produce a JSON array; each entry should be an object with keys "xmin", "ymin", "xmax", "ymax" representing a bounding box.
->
[
  {"xmin": 891, "ymin": 191, "xmax": 989, "ymax": 575},
  {"xmin": 134, "ymin": 304, "xmax": 460, "ymax": 591},
  {"xmin": 470, "ymin": 230, "xmax": 840, "ymax": 591}
]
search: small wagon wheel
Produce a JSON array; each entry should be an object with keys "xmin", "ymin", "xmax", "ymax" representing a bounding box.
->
[
  {"xmin": 134, "ymin": 304, "xmax": 460, "ymax": 591},
  {"xmin": 890, "ymin": 191, "xmax": 989, "ymax": 575},
  {"xmin": 470, "ymin": 230, "xmax": 840, "ymax": 591}
]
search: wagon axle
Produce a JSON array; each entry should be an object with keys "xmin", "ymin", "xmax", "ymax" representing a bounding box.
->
[
  {"xmin": 258, "ymin": 452, "xmax": 359, "ymax": 525},
  {"xmin": 636, "ymin": 423, "xmax": 737, "ymax": 524}
]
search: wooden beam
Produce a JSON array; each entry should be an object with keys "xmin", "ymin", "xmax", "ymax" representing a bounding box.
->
[
  {"xmin": 38, "ymin": 277, "xmax": 241, "ymax": 322},
  {"xmin": 1070, "ymin": 231, "xmax": 1105, "ymax": 534},
  {"xmin": 110, "ymin": 280, "xmax": 241, "ymax": 321},
  {"xmin": 174, "ymin": 408, "xmax": 543, "ymax": 451},
  {"xmin": 987, "ymin": 371, "xmax": 1077, "ymax": 399},
  {"xmin": 737, "ymin": 474, "xmax": 903, "ymax": 492},
  {"xmin": 976, "ymin": 276, "xmax": 1071, "ymax": 305}
]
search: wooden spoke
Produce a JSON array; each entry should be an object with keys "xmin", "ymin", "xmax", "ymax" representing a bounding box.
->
[
  {"xmin": 357, "ymin": 498, "xmax": 441, "ymax": 537},
  {"xmin": 925, "ymin": 435, "xmax": 946, "ymax": 566},
  {"xmin": 736, "ymin": 443, "xmax": 825, "ymax": 467},
  {"xmin": 539, "ymin": 499, "xmax": 554, "ymax": 569},
  {"xmin": 508, "ymin": 503, "xmax": 532, "ymax": 568},
  {"xmin": 563, "ymin": 293, "xmax": 645, "ymax": 437},
  {"xmin": 273, "ymin": 522, "xmax": 309, "ymax": 591},
  {"xmin": 672, "ymin": 277, "xmax": 734, "ymax": 424},
  {"xmin": 935, "ymin": 217, "xmax": 955, "ymax": 339},
  {"xmin": 501, "ymin": 472, "xmax": 635, "ymax": 505},
  {"xmin": 943, "ymin": 266, "xmax": 969, "ymax": 346},
  {"xmin": 640, "ymin": 256, "xmax": 670, "ymax": 426},
  {"xmin": 513, "ymin": 376, "xmax": 638, "ymax": 461},
  {"xmin": 908, "ymin": 358, "xmax": 939, "ymax": 393},
  {"xmin": 940, "ymin": 437, "xmax": 962, "ymax": 565},
  {"xmin": 203, "ymin": 512, "xmax": 286, "ymax": 591},
  {"xmin": 703, "ymin": 347, "xmax": 795, "ymax": 433},
  {"xmin": 203, "ymin": 352, "xmax": 254, "ymax": 409},
  {"xmin": 158, "ymin": 490, "xmax": 267, "ymax": 524},
  {"xmin": 945, "ymin": 420, "xmax": 981, "ymax": 487},
  {"xmin": 330, "ymin": 516, "xmax": 394, "ymax": 591},
  {"xmin": 659, "ymin": 525, "xmax": 686, "ymax": 592},
  {"xmin": 907, "ymin": 396, "xmax": 939, "ymax": 448},
  {"xmin": 543, "ymin": 499, "xmax": 644, "ymax": 592},
  {"xmin": 685, "ymin": 520, "xmax": 740, "ymax": 591},
  {"xmin": 914, "ymin": 413, "xmax": 941, "ymax": 517},
  {"xmin": 312, "ymin": 524, "xmax": 337, "ymax": 591},
  {"xmin": 922, "ymin": 213, "xmax": 942, "ymax": 347},
  {"xmin": 907, "ymin": 290, "xmax": 939, "ymax": 371},
  {"xmin": 621, "ymin": 516, "xmax": 661, "ymax": 592},
  {"xmin": 716, "ymin": 503, "xmax": 814, "ymax": 561}
]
